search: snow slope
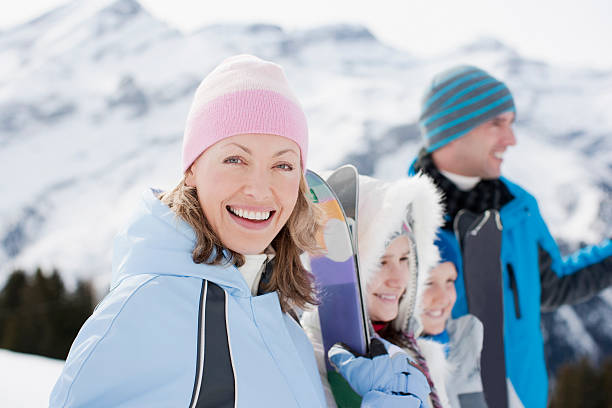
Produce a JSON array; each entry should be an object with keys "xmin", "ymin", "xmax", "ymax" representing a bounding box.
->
[{"xmin": 0, "ymin": 349, "xmax": 64, "ymax": 407}]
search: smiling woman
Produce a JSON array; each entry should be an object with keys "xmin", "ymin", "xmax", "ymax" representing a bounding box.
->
[{"xmin": 49, "ymin": 54, "xmax": 326, "ymax": 407}]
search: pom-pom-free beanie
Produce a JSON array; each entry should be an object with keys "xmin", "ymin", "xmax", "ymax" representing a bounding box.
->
[
  {"xmin": 420, "ymin": 65, "xmax": 515, "ymax": 152},
  {"xmin": 182, "ymin": 55, "xmax": 308, "ymax": 172}
]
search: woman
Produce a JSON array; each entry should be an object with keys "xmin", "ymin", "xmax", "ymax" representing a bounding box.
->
[
  {"xmin": 303, "ymin": 174, "xmax": 450, "ymax": 408},
  {"xmin": 422, "ymin": 233, "xmax": 486, "ymax": 408},
  {"xmin": 50, "ymin": 55, "xmax": 426, "ymax": 407}
]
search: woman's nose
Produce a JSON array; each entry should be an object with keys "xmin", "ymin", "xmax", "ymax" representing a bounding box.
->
[{"xmin": 242, "ymin": 167, "xmax": 273, "ymax": 200}]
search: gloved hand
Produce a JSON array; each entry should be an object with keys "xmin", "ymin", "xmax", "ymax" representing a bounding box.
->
[{"xmin": 328, "ymin": 338, "xmax": 431, "ymax": 407}]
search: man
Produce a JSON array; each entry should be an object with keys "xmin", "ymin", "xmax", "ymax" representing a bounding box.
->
[{"xmin": 409, "ymin": 65, "xmax": 612, "ymax": 408}]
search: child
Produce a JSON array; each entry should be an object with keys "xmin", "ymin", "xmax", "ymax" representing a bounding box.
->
[{"xmin": 423, "ymin": 233, "xmax": 486, "ymax": 408}]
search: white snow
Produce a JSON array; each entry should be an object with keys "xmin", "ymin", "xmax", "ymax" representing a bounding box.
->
[{"xmin": 0, "ymin": 349, "xmax": 64, "ymax": 408}]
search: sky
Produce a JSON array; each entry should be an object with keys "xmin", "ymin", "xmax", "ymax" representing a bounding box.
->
[{"xmin": 1, "ymin": 0, "xmax": 612, "ymax": 70}]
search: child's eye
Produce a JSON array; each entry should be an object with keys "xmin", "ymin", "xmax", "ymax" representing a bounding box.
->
[
  {"xmin": 275, "ymin": 163, "xmax": 294, "ymax": 171},
  {"xmin": 224, "ymin": 156, "xmax": 243, "ymax": 164},
  {"xmin": 400, "ymin": 256, "xmax": 409, "ymax": 262}
]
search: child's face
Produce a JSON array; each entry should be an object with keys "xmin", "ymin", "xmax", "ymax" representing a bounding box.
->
[
  {"xmin": 421, "ymin": 262, "xmax": 458, "ymax": 335},
  {"xmin": 366, "ymin": 235, "xmax": 411, "ymax": 323}
]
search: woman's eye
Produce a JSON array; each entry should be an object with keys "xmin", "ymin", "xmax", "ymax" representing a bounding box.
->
[
  {"xmin": 275, "ymin": 163, "xmax": 294, "ymax": 171},
  {"xmin": 400, "ymin": 256, "xmax": 409, "ymax": 262},
  {"xmin": 224, "ymin": 156, "xmax": 243, "ymax": 164}
]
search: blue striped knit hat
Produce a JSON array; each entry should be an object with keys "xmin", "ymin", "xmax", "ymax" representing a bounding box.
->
[{"xmin": 419, "ymin": 65, "xmax": 516, "ymax": 152}]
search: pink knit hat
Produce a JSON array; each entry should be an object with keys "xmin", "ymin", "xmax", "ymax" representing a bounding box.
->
[{"xmin": 182, "ymin": 55, "xmax": 308, "ymax": 173}]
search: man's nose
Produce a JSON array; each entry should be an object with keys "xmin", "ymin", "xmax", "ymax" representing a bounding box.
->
[{"xmin": 503, "ymin": 126, "xmax": 517, "ymax": 146}]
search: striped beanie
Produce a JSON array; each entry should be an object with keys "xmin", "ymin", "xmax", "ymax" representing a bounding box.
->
[
  {"xmin": 419, "ymin": 65, "xmax": 515, "ymax": 153},
  {"xmin": 182, "ymin": 54, "xmax": 308, "ymax": 173}
]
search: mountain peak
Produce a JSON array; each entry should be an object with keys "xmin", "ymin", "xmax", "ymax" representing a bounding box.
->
[
  {"xmin": 461, "ymin": 36, "xmax": 515, "ymax": 53},
  {"xmin": 98, "ymin": 0, "xmax": 143, "ymax": 17},
  {"xmin": 299, "ymin": 24, "xmax": 377, "ymax": 43}
]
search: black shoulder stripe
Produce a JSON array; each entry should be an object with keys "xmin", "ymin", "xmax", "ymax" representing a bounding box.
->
[{"xmin": 191, "ymin": 281, "xmax": 236, "ymax": 408}]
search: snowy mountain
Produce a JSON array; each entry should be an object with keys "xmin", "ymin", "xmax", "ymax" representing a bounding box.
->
[{"xmin": 1, "ymin": 0, "xmax": 610, "ymax": 376}]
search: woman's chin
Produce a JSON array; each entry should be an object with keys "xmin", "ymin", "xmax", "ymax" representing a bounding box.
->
[{"xmin": 223, "ymin": 240, "xmax": 271, "ymax": 255}]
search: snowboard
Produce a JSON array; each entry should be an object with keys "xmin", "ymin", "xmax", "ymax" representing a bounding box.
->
[{"xmin": 306, "ymin": 166, "xmax": 369, "ymax": 372}]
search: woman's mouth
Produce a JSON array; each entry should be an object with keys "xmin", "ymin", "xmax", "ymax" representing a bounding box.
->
[{"xmin": 226, "ymin": 205, "xmax": 276, "ymax": 230}]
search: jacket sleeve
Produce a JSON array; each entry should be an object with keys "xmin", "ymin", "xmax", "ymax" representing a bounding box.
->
[
  {"xmin": 50, "ymin": 275, "xmax": 196, "ymax": 408},
  {"xmin": 534, "ymin": 202, "xmax": 612, "ymax": 311}
]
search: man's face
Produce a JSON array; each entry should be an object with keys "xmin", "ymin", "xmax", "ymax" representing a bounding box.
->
[{"xmin": 433, "ymin": 111, "xmax": 516, "ymax": 179}]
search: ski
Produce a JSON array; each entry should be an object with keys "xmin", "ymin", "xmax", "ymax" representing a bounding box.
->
[{"xmin": 306, "ymin": 167, "xmax": 369, "ymax": 371}]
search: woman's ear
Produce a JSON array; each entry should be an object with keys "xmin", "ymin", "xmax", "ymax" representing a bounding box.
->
[{"xmin": 185, "ymin": 167, "xmax": 196, "ymax": 187}]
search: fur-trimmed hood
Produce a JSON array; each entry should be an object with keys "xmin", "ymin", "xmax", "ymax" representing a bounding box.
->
[{"xmin": 357, "ymin": 174, "xmax": 444, "ymax": 335}]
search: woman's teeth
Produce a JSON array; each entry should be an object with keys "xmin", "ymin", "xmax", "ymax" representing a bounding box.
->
[
  {"xmin": 493, "ymin": 151, "xmax": 504, "ymax": 159},
  {"xmin": 228, "ymin": 206, "xmax": 271, "ymax": 221}
]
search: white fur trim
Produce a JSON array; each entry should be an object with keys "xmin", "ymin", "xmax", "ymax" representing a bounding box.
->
[{"xmin": 417, "ymin": 337, "xmax": 451, "ymax": 408}]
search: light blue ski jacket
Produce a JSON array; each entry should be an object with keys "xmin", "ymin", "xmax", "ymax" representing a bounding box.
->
[{"xmin": 50, "ymin": 189, "xmax": 327, "ymax": 408}]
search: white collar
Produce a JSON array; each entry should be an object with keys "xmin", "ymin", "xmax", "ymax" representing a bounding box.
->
[
  {"xmin": 440, "ymin": 170, "xmax": 481, "ymax": 191},
  {"xmin": 238, "ymin": 250, "xmax": 275, "ymax": 296}
]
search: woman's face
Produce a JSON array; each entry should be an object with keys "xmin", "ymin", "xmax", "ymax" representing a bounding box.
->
[
  {"xmin": 186, "ymin": 133, "xmax": 301, "ymax": 255},
  {"xmin": 366, "ymin": 235, "xmax": 412, "ymax": 323},
  {"xmin": 421, "ymin": 262, "xmax": 457, "ymax": 335}
]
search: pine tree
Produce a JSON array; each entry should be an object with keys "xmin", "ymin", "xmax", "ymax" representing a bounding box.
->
[
  {"xmin": 0, "ymin": 268, "xmax": 94, "ymax": 359},
  {"xmin": 0, "ymin": 269, "xmax": 27, "ymax": 349}
]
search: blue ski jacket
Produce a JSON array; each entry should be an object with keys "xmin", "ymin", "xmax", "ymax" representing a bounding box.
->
[
  {"xmin": 410, "ymin": 165, "xmax": 612, "ymax": 408},
  {"xmin": 50, "ymin": 189, "xmax": 327, "ymax": 408}
]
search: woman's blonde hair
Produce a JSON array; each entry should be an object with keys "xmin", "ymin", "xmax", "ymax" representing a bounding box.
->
[{"xmin": 159, "ymin": 173, "xmax": 321, "ymax": 311}]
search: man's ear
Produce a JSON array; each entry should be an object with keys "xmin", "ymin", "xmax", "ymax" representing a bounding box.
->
[{"xmin": 185, "ymin": 167, "xmax": 196, "ymax": 187}]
